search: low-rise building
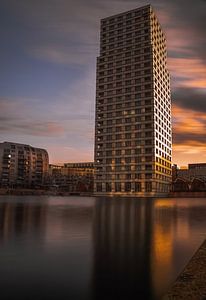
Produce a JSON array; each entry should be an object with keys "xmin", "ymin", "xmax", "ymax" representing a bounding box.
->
[
  {"xmin": 48, "ymin": 162, "xmax": 94, "ymax": 193},
  {"xmin": 172, "ymin": 163, "xmax": 206, "ymax": 192},
  {"xmin": 0, "ymin": 142, "xmax": 49, "ymax": 188}
]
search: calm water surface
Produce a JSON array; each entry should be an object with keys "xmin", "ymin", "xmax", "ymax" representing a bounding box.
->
[{"xmin": 0, "ymin": 196, "xmax": 205, "ymax": 300}]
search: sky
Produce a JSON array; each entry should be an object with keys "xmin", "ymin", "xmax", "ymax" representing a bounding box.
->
[{"xmin": 0, "ymin": 0, "xmax": 206, "ymax": 166}]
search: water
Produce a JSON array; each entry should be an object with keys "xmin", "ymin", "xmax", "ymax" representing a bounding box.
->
[{"xmin": 0, "ymin": 196, "xmax": 205, "ymax": 300}]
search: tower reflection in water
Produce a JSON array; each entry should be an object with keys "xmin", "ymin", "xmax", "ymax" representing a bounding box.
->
[
  {"xmin": 93, "ymin": 197, "xmax": 154, "ymax": 299},
  {"xmin": 0, "ymin": 201, "xmax": 47, "ymax": 242},
  {"xmin": 92, "ymin": 198, "xmax": 206, "ymax": 300}
]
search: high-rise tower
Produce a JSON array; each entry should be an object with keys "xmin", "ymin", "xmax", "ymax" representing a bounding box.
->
[{"xmin": 94, "ymin": 5, "xmax": 172, "ymax": 196}]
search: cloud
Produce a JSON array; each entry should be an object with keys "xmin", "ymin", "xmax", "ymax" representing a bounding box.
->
[
  {"xmin": 0, "ymin": 95, "xmax": 93, "ymax": 138},
  {"xmin": 173, "ymin": 141, "xmax": 206, "ymax": 166},
  {"xmin": 169, "ymin": 58, "xmax": 206, "ymax": 89},
  {"xmin": 30, "ymin": 44, "xmax": 98, "ymax": 66},
  {"xmin": 0, "ymin": 65, "xmax": 95, "ymax": 155},
  {"xmin": 172, "ymin": 104, "xmax": 206, "ymax": 165},
  {"xmin": 0, "ymin": 99, "xmax": 65, "ymax": 137},
  {"xmin": 173, "ymin": 88, "xmax": 206, "ymax": 113},
  {"xmin": 161, "ymin": 0, "xmax": 206, "ymax": 60}
]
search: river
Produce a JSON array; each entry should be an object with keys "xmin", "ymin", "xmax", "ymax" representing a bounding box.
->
[{"xmin": 0, "ymin": 196, "xmax": 205, "ymax": 299}]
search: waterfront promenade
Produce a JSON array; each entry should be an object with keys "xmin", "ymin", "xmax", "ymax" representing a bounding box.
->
[
  {"xmin": 0, "ymin": 188, "xmax": 89, "ymax": 196},
  {"xmin": 163, "ymin": 240, "xmax": 206, "ymax": 300},
  {"xmin": 1, "ymin": 188, "xmax": 206, "ymax": 198}
]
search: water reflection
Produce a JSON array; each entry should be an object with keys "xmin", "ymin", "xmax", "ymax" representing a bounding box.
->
[
  {"xmin": 0, "ymin": 196, "xmax": 205, "ymax": 300},
  {"xmin": 151, "ymin": 199, "xmax": 206, "ymax": 298},
  {"xmin": 0, "ymin": 202, "xmax": 46, "ymax": 242},
  {"xmin": 92, "ymin": 198, "xmax": 206, "ymax": 299},
  {"xmin": 93, "ymin": 198, "xmax": 153, "ymax": 299},
  {"xmin": 0, "ymin": 197, "xmax": 94, "ymax": 300}
]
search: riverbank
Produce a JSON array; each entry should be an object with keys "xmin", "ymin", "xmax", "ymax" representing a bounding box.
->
[
  {"xmin": 169, "ymin": 191, "xmax": 206, "ymax": 198},
  {"xmin": 163, "ymin": 239, "xmax": 206, "ymax": 299},
  {"xmin": 1, "ymin": 189, "xmax": 206, "ymax": 198},
  {"xmin": 0, "ymin": 188, "xmax": 92, "ymax": 196}
]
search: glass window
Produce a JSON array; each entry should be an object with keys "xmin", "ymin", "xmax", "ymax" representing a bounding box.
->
[
  {"xmin": 145, "ymin": 182, "xmax": 152, "ymax": 192},
  {"xmin": 135, "ymin": 182, "xmax": 141, "ymax": 192},
  {"xmin": 96, "ymin": 183, "xmax": 102, "ymax": 192},
  {"xmin": 106, "ymin": 182, "xmax": 112, "ymax": 192},
  {"xmin": 115, "ymin": 182, "xmax": 121, "ymax": 192}
]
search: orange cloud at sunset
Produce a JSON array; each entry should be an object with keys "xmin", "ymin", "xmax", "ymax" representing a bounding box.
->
[
  {"xmin": 172, "ymin": 105, "xmax": 206, "ymax": 166},
  {"xmin": 169, "ymin": 58, "xmax": 206, "ymax": 89},
  {"xmin": 173, "ymin": 142, "xmax": 206, "ymax": 167},
  {"xmin": 172, "ymin": 105, "xmax": 206, "ymax": 134}
]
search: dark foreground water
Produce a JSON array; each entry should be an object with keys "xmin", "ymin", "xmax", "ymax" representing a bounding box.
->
[{"xmin": 0, "ymin": 196, "xmax": 205, "ymax": 300}]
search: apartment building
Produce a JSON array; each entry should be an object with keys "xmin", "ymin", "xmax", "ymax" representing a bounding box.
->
[
  {"xmin": 94, "ymin": 5, "xmax": 172, "ymax": 196},
  {"xmin": 0, "ymin": 142, "xmax": 49, "ymax": 188}
]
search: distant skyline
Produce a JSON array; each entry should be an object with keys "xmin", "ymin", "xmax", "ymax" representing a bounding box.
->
[{"xmin": 0, "ymin": 0, "xmax": 206, "ymax": 166}]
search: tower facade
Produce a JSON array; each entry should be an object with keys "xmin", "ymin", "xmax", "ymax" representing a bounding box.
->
[{"xmin": 94, "ymin": 5, "xmax": 172, "ymax": 196}]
